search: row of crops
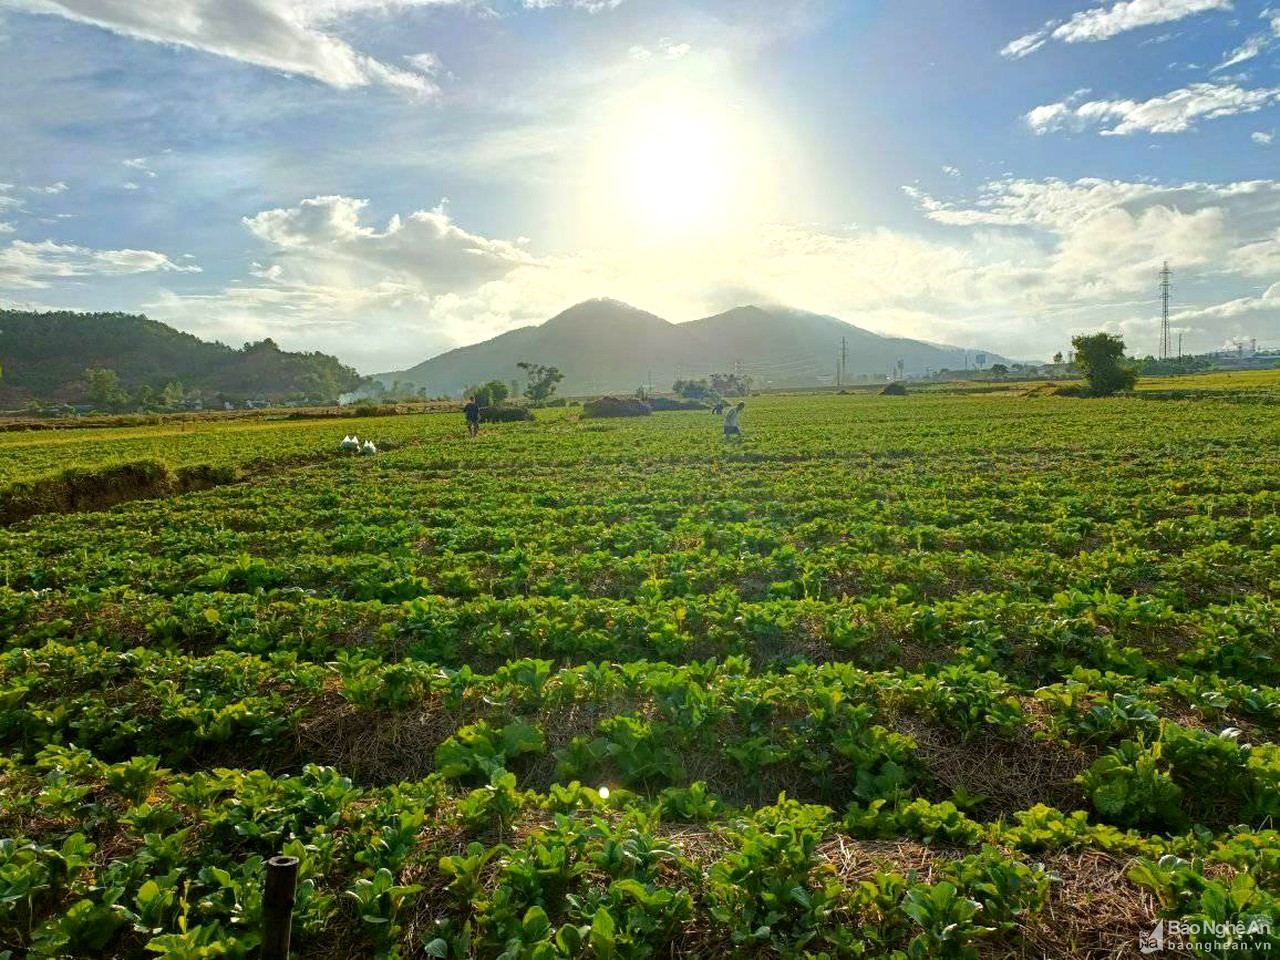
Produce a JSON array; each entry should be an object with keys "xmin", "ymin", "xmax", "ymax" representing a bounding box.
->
[{"xmin": 1, "ymin": 390, "xmax": 1278, "ymax": 958}]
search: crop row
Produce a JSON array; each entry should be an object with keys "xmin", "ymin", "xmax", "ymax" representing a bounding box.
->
[
  {"xmin": 3, "ymin": 644, "xmax": 1276, "ymax": 830},
  {"xmin": 4, "ymin": 587, "xmax": 1280, "ymax": 689},
  {"xmin": 2, "ymin": 742, "xmax": 1276, "ymax": 959}
]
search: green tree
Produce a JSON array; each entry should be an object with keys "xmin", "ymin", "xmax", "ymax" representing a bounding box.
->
[
  {"xmin": 673, "ymin": 378, "xmax": 713, "ymax": 400},
  {"xmin": 470, "ymin": 379, "xmax": 510, "ymax": 407},
  {"xmin": 709, "ymin": 372, "xmax": 752, "ymax": 397},
  {"xmin": 133, "ymin": 384, "xmax": 159, "ymax": 411},
  {"xmin": 85, "ymin": 368, "xmax": 128, "ymax": 410},
  {"xmin": 1072, "ymin": 333, "xmax": 1138, "ymax": 396},
  {"xmin": 1052, "ymin": 351, "xmax": 1064, "ymax": 365},
  {"xmin": 160, "ymin": 381, "xmax": 185, "ymax": 409},
  {"xmin": 990, "ymin": 363, "xmax": 1009, "ymax": 377},
  {"xmin": 517, "ymin": 362, "xmax": 565, "ymax": 403}
]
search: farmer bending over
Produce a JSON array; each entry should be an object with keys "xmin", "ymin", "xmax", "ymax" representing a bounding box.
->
[{"xmin": 723, "ymin": 401, "xmax": 745, "ymax": 440}]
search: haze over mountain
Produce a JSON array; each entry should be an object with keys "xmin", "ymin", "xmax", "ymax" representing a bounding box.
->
[
  {"xmin": 0, "ymin": 310, "xmax": 365, "ymax": 406},
  {"xmin": 377, "ymin": 299, "xmax": 1012, "ymax": 396}
]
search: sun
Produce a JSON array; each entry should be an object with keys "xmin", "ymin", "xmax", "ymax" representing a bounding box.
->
[
  {"xmin": 584, "ymin": 89, "xmax": 765, "ymax": 239},
  {"xmin": 615, "ymin": 109, "xmax": 733, "ymax": 229}
]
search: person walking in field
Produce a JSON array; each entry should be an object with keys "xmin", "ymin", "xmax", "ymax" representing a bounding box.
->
[
  {"xmin": 463, "ymin": 395, "xmax": 480, "ymax": 438},
  {"xmin": 723, "ymin": 401, "xmax": 745, "ymax": 440}
]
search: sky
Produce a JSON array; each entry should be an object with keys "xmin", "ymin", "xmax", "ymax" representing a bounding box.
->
[{"xmin": 2, "ymin": 0, "xmax": 1280, "ymax": 372}]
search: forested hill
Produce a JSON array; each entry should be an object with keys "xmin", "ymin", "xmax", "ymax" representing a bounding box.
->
[{"xmin": 0, "ymin": 310, "xmax": 365, "ymax": 405}]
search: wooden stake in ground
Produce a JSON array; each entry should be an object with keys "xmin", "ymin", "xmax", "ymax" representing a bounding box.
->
[{"xmin": 262, "ymin": 855, "xmax": 300, "ymax": 960}]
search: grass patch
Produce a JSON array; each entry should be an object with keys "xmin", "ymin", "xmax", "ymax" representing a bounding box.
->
[{"xmin": 0, "ymin": 459, "xmax": 238, "ymax": 525}]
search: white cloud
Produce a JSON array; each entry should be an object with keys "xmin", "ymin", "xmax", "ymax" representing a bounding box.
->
[
  {"xmin": 1004, "ymin": 0, "xmax": 1233, "ymax": 58},
  {"xmin": 143, "ymin": 175, "xmax": 1280, "ymax": 369},
  {"xmin": 1172, "ymin": 282, "xmax": 1280, "ymax": 323},
  {"xmin": 123, "ymin": 157, "xmax": 158, "ymax": 178},
  {"xmin": 0, "ymin": 222, "xmax": 14, "ymax": 234},
  {"xmin": 2, "ymin": 0, "xmax": 441, "ymax": 96},
  {"xmin": 243, "ymin": 194, "xmax": 541, "ymax": 291},
  {"xmin": 1027, "ymin": 82, "xmax": 1280, "ymax": 135},
  {"xmin": 521, "ymin": 0, "xmax": 624, "ymax": 10},
  {"xmin": 1213, "ymin": 8, "xmax": 1280, "ymax": 70},
  {"xmin": 28, "ymin": 181, "xmax": 68, "ymax": 194},
  {"xmin": 1215, "ymin": 33, "xmax": 1270, "ymax": 70},
  {"xmin": 628, "ymin": 39, "xmax": 691, "ymax": 61},
  {"xmin": 1255, "ymin": 130, "xmax": 1275, "ymax": 144},
  {"xmin": 1002, "ymin": 30, "xmax": 1051, "ymax": 59},
  {"xmin": 0, "ymin": 238, "xmax": 200, "ymax": 288},
  {"xmin": 403, "ymin": 51, "xmax": 443, "ymax": 76}
]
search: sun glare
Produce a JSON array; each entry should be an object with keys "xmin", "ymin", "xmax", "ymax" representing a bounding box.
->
[
  {"xmin": 617, "ymin": 111, "xmax": 732, "ymax": 228},
  {"xmin": 585, "ymin": 89, "xmax": 766, "ymax": 239}
]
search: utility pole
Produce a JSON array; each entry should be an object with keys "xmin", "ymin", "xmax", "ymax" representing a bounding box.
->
[
  {"xmin": 1160, "ymin": 261, "xmax": 1172, "ymax": 361},
  {"xmin": 1178, "ymin": 332, "xmax": 1183, "ymax": 359},
  {"xmin": 839, "ymin": 336, "xmax": 847, "ymax": 388}
]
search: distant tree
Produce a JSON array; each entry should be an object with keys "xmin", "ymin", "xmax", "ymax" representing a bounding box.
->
[
  {"xmin": 1052, "ymin": 351, "xmax": 1064, "ymax": 365},
  {"xmin": 673, "ymin": 378, "xmax": 714, "ymax": 400},
  {"xmin": 85, "ymin": 368, "xmax": 128, "ymax": 410},
  {"xmin": 517, "ymin": 362, "xmax": 565, "ymax": 403},
  {"xmin": 133, "ymin": 384, "xmax": 159, "ymax": 411},
  {"xmin": 1134, "ymin": 355, "xmax": 1210, "ymax": 376},
  {"xmin": 471, "ymin": 379, "xmax": 510, "ymax": 407},
  {"xmin": 1072, "ymin": 333, "xmax": 1138, "ymax": 396},
  {"xmin": 990, "ymin": 363, "xmax": 1009, "ymax": 377},
  {"xmin": 161, "ymin": 381, "xmax": 185, "ymax": 408},
  {"xmin": 709, "ymin": 372, "xmax": 752, "ymax": 397}
]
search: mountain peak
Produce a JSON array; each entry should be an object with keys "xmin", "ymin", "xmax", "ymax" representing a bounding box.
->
[
  {"xmin": 705, "ymin": 305, "xmax": 775, "ymax": 322},
  {"xmin": 541, "ymin": 298, "xmax": 673, "ymax": 331}
]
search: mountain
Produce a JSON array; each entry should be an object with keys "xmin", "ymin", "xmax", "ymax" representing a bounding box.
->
[
  {"xmin": 379, "ymin": 300, "xmax": 688, "ymax": 398},
  {"xmin": 378, "ymin": 299, "xmax": 1011, "ymax": 396},
  {"xmin": 0, "ymin": 310, "xmax": 365, "ymax": 406}
]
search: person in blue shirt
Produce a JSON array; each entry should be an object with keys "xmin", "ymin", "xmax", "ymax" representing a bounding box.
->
[{"xmin": 463, "ymin": 396, "xmax": 480, "ymax": 438}]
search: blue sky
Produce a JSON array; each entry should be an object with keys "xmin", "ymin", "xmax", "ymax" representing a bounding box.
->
[{"xmin": 2, "ymin": 0, "xmax": 1279, "ymax": 371}]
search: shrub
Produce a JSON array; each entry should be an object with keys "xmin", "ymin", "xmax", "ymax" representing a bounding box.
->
[
  {"xmin": 881, "ymin": 383, "xmax": 909, "ymax": 397},
  {"xmin": 582, "ymin": 396, "xmax": 652, "ymax": 419},
  {"xmin": 648, "ymin": 397, "xmax": 706, "ymax": 412},
  {"xmin": 479, "ymin": 405, "xmax": 534, "ymax": 423}
]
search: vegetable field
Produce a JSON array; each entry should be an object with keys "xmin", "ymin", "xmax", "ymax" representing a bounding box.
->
[{"xmin": 2, "ymin": 386, "xmax": 1279, "ymax": 959}]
